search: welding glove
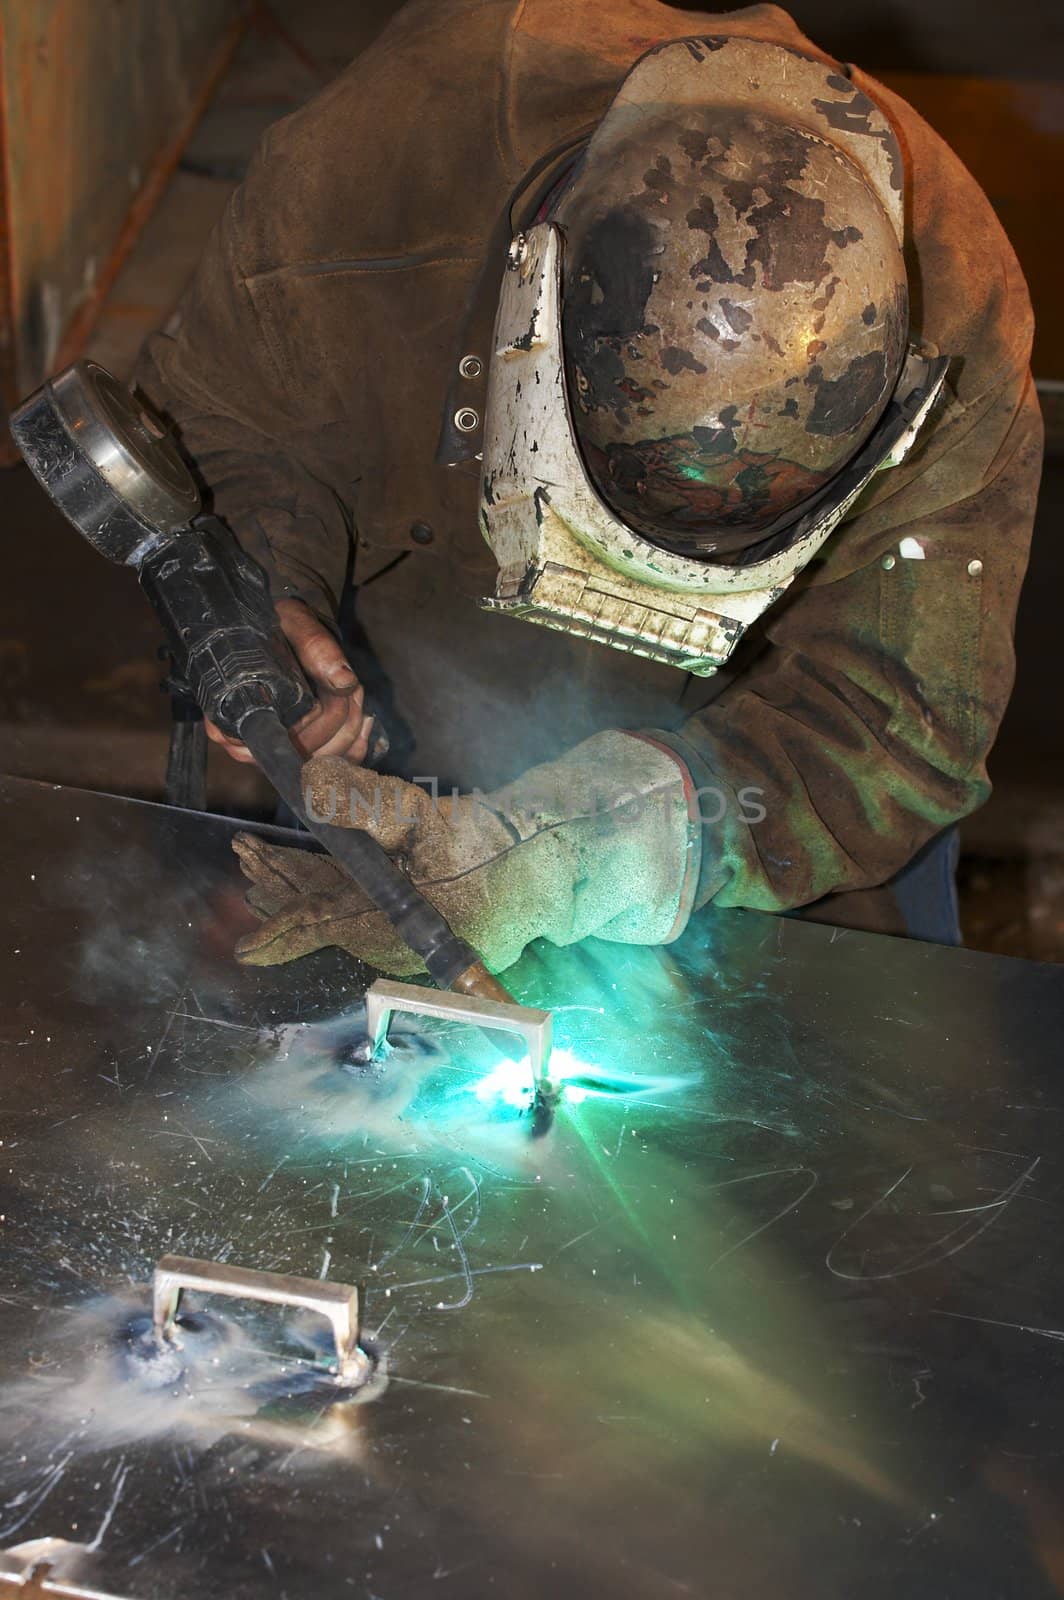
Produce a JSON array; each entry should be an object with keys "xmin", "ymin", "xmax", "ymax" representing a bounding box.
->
[{"xmin": 232, "ymin": 731, "xmax": 700, "ymax": 976}]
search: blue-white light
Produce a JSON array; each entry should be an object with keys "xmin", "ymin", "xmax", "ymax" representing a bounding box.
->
[{"xmin": 467, "ymin": 1049, "xmax": 593, "ymax": 1110}]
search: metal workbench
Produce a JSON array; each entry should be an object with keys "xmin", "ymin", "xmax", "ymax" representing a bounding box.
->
[{"xmin": 2, "ymin": 773, "xmax": 1063, "ymax": 1598}]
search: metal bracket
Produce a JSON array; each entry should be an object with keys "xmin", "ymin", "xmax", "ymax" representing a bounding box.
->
[
  {"xmin": 364, "ymin": 978, "xmax": 554, "ymax": 1097},
  {"xmin": 152, "ymin": 1255, "xmax": 365, "ymax": 1382},
  {"xmin": 0, "ymin": 1541, "xmax": 126, "ymax": 1598},
  {"xmin": 0, "ymin": 1575, "xmax": 125, "ymax": 1599},
  {"xmin": 0, "ymin": 1574, "xmax": 124, "ymax": 1599}
]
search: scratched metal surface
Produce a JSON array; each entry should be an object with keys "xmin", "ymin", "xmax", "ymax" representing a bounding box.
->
[{"xmin": 2, "ymin": 773, "xmax": 1064, "ymax": 1599}]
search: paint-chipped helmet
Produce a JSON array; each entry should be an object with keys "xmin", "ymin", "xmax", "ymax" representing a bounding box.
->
[{"xmin": 552, "ymin": 40, "xmax": 909, "ymax": 560}]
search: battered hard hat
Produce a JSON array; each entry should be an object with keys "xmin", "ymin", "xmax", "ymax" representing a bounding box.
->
[
  {"xmin": 554, "ymin": 102, "xmax": 908, "ymax": 558},
  {"xmin": 475, "ymin": 37, "xmax": 947, "ymax": 674}
]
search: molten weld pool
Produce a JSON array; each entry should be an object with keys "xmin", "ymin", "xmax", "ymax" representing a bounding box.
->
[{"xmin": 3, "ymin": 776, "xmax": 1064, "ymax": 1599}]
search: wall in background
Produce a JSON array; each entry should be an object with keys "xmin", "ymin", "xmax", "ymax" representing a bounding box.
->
[
  {"xmin": 878, "ymin": 72, "xmax": 1062, "ymax": 380},
  {"xmin": 663, "ymin": 0, "xmax": 1064, "ymax": 79},
  {"xmin": 0, "ymin": 0, "xmax": 249, "ymax": 423}
]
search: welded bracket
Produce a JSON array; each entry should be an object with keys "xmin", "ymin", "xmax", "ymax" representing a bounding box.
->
[
  {"xmin": 364, "ymin": 978, "xmax": 555, "ymax": 1099},
  {"xmin": 152, "ymin": 1255, "xmax": 366, "ymax": 1382},
  {"xmin": 0, "ymin": 1539, "xmax": 128, "ymax": 1597}
]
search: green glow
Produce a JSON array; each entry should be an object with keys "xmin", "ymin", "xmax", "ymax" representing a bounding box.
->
[
  {"xmin": 238, "ymin": 922, "xmax": 733, "ymax": 1208},
  {"xmin": 464, "ymin": 1046, "xmax": 697, "ymax": 1116},
  {"xmin": 453, "ymin": 934, "xmax": 717, "ymax": 1133},
  {"xmin": 466, "ymin": 1048, "xmax": 595, "ymax": 1110}
]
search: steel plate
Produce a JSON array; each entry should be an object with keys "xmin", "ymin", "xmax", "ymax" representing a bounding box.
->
[{"xmin": 2, "ymin": 775, "xmax": 1064, "ymax": 1597}]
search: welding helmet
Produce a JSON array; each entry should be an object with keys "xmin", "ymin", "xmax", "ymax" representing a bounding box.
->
[{"xmin": 474, "ymin": 37, "xmax": 947, "ymax": 676}]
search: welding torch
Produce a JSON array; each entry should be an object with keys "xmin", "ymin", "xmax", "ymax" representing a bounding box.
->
[{"xmin": 10, "ymin": 361, "xmax": 536, "ymax": 1037}]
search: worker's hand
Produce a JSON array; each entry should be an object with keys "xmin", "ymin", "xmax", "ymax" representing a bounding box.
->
[
  {"xmin": 231, "ymin": 732, "xmax": 700, "ymax": 976},
  {"xmin": 205, "ymin": 599, "xmax": 373, "ymax": 767}
]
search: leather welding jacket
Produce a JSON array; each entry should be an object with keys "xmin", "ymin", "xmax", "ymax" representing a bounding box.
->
[{"xmin": 136, "ymin": 0, "xmax": 1043, "ymax": 938}]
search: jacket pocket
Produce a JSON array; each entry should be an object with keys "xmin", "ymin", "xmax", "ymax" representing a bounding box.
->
[{"xmin": 877, "ymin": 540, "xmax": 985, "ymax": 774}]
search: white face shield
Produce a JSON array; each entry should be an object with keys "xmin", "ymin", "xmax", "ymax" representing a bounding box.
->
[{"xmin": 477, "ymin": 221, "xmax": 946, "ymax": 676}]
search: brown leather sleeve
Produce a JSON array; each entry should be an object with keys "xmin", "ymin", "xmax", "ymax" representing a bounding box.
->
[
  {"xmin": 134, "ymin": 159, "xmax": 355, "ymax": 626},
  {"xmin": 656, "ymin": 373, "xmax": 1043, "ymax": 912}
]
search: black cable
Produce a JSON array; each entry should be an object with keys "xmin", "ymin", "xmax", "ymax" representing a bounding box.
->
[{"xmin": 240, "ymin": 707, "xmax": 481, "ymax": 989}]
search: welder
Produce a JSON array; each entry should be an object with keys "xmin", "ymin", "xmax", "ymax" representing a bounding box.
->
[{"xmin": 133, "ymin": 0, "xmax": 1042, "ymax": 978}]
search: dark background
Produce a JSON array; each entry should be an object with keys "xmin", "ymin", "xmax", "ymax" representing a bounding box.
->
[{"xmin": 667, "ymin": 0, "xmax": 1063, "ymax": 76}]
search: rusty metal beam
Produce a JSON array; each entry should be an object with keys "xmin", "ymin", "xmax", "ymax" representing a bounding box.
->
[
  {"xmin": 0, "ymin": 2, "xmax": 254, "ymax": 465},
  {"xmin": 51, "ymin": 5, "xmax": 253, "ymax": 378},
  {"xmin": 0, "ymin": 18, "xmax": 20, "ymax": 456}
]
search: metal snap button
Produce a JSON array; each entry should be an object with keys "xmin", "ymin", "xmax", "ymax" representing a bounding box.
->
[
  {"xmin": 881, "ymin": 553, "xmax": 896, "ymax": 571},
  {"xmin": 459, "ymin": 355, "xmax": 483, "ymax": 380},
  {"xmin": 410, "ymin": 521, "xmax": 434, "ymax": 545},
  {"xmin": 454, "ymin": 408, "xmax": 479, "ymax": 433},
  {"xmin": 967, "ymin": 558, "xmax": 983, "ymax": 577}
]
